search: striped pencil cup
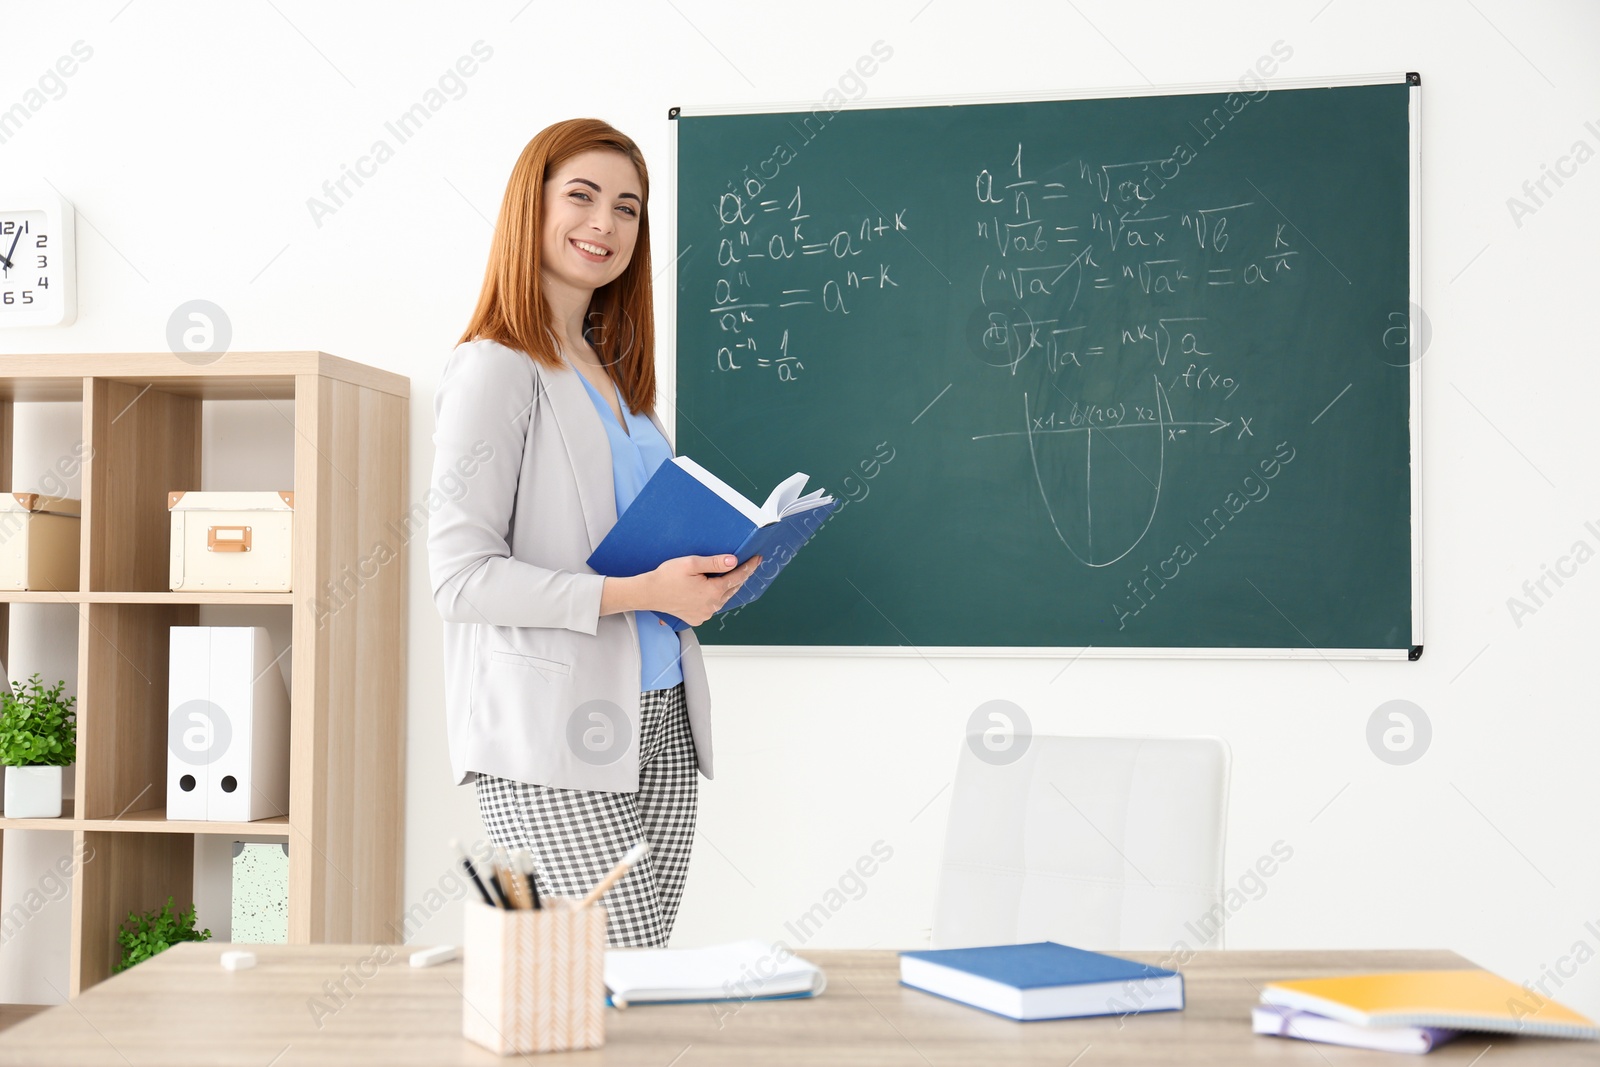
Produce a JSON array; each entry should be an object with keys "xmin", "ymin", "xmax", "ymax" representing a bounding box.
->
[{"xmin": 461, "ymin": 899, "xmax": 608, "ymax": 1055}]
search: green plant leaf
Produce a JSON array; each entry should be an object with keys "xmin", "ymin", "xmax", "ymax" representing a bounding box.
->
[
  {"xmin": 112, "ymin": 895, "xmax": 212, "ymax": 974},
  {"xmin": 0, "ymin": 673, "xmax": 77, "ymax": 767}
]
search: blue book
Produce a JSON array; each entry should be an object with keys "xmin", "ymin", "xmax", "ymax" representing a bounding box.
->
[
  {"xmin": 899, "ymin": 942, "xmax": 1184, "ymax": 1022},
  {"xmin": 586, "ymin": 457, "xmax": 839, "ymax": 630}
]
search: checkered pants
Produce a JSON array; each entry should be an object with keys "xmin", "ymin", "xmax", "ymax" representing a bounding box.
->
[{"xmin": 474, "ymin": 684, "xmax": 697, "ymax": 947}]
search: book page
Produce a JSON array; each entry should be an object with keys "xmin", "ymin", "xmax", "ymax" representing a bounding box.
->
[
  {"xmin": 760, "ymin": 471, "xmax": 811, "ymax": 519},
  {"xmin": 779, "ymin": 487, "xmax": 834, "ymax": 517}
]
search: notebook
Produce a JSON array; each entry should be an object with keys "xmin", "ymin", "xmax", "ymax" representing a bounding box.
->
[
  {"xmin": 1259, "ymin": 970, "xmax": 1600, "ymax": 1040},
  {"xmin": 585, "ymin": 457, "xmax": 838, "ymax": 629},
  {"xmin": 1253, "ymin": 1004, "xmax": 1460, "ymax": 1054},
  {"xmin": 898, "ymin": 942, "xmax": 1184, "ymax": 1022},
  {"xmin": 603, "ymin": 939, "xmax": 826, "ymax": 1006}
]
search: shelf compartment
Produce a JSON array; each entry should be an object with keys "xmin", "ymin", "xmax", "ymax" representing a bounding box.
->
[
  {"xmin": 71, "ymin": 830, "xmax": 194, "ymax": 995},
  {"xmin": 85, "ymin": 379, "xmax": 200, "ymax": 594},
  {"xmin": 0, "ymin": 395, "xmax": 86, "ymax": 615},
  {"xmin": 78, "ymin": 602, "xmax": 196, "ymax": 821},
  {"xmin": 75, "ymin": 601, "xmax": 292, "ymax": 826}
]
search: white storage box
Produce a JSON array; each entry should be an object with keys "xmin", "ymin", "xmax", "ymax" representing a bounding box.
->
[
  {"xmin": 169, "ymin": 491, "xmax": 293, "ymax": 592},
  {"xmin": 167, "ymin": 626, "xmax": 290, "ymax": 823},
  {"xmin": 0, "ymin": 494, "xmax": 80, "ymax": 591}
]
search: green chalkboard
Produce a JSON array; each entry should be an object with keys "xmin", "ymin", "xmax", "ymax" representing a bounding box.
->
[{"xmin": 673, "ymin": 79, "xmax": 1418, "ymax": 652}]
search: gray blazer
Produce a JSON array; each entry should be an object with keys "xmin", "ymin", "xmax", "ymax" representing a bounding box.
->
[{"xmin": 427, "ymin": 338, "xmax": 712, "ymax": 790}]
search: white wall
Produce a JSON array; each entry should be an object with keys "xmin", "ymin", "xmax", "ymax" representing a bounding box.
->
[{"xmin": 2, "ymin": 0, "xmax": 1597, "ymax": 1019}]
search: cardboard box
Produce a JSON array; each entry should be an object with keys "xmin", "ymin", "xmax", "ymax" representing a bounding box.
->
[
  {"xmin": 0, "ymin": 494, "xmax": 80, "ymax": 591},
  {"xmin": 169, "ymin": 491, "xmax": 293, "ymax": 592}
]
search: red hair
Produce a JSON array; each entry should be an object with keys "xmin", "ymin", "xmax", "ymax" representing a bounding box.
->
[{"xmin": 459, "ymin": 118, "xmax": 656, "ymax": 413}]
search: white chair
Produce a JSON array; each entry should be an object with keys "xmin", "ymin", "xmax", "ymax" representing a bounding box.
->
[{"xmin": 931, "ymin": 735, "xmax": 1231, "ymax": 951}]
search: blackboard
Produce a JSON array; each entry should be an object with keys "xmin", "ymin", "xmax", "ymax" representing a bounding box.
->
[{"xmin": 672, "ymin": 77, "xmax": 1420, "ymax": 654}]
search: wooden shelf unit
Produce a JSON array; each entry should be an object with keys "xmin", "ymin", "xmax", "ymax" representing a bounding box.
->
[{"xmin": 0, "ymin": 352, "xmax": 409, "ymax": 997}]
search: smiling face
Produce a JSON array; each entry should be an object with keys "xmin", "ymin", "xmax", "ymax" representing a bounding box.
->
[{"xmin": 540, "ymin": 148, "xmax": 643, "ymax": 299}]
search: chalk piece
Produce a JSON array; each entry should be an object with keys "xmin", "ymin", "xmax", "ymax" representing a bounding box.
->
[
  {"xmin": 220, "ymin": 950, "xmax": 257, "ymax": 971},
  {"xmin": 409, "ymin": 945, "xmax": 461, "ymax": 968}
]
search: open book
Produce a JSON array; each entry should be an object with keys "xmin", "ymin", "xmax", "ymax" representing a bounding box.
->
[
  {"xmin": 586, "ymin": 457, "xmax": 838, "ymax": 629},
  {"xmin": 603, "ymin": 939, "xmax": 826, "ymax": 1006}
]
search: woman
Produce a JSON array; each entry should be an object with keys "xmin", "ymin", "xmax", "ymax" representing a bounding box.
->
[{"xmin": 428, "ymin": 118, "xmax": 760, "ymax": 947}]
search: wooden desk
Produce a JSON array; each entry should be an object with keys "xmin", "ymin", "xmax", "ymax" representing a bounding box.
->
[{"xmin": 1, "ymin": 944, "xmax": 1592, "ymax": 1065}]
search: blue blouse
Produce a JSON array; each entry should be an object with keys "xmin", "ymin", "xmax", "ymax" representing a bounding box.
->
[{"xmin": 574, "ymin": 368, "xmax": 684, "ymax": 691}]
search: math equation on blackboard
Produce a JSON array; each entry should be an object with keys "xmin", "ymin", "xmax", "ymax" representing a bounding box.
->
[{"xmin": 704, "ymin": 138, "xmax": 1303, "ymax": 571}]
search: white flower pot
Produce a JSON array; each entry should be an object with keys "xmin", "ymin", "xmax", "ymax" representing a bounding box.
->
[{"xmin": 3, "ymin": 765, "xmax": 63, "ymax": 819}]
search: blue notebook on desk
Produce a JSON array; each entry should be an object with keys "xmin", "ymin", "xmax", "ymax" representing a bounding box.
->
[
  {"xmin": 899, "ymin": 942, "xmax": 1184, "ymax": 1022},
  {"xmin": 586, "ymin": 456, "xmax": 838, "ymax": 629}
]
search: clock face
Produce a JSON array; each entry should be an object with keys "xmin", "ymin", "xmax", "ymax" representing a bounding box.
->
[{"xmin": 0, "ymin": 203, "xmax": 74, "ymax": 326}]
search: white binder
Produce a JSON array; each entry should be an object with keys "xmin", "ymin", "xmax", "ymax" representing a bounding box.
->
[{"xmin": 167, "ymin": 626, "xmax": 289, "ymax": 822}]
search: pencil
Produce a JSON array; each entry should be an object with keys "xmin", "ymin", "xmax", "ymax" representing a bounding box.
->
[
  {"xmin": 579, "ymin": 841, "xmax": 648, "ymax": 909},
  {"xmin": 486, "ymin": 848, "xmax": 514, "ymax": 909},
  {"xmin": 452, "ymin": 839, "xmax": 496, "ymax": 908},
  {"xmin": 505, "ymin": 851, "xmax": 531, "ymax": 910},
  {"xmin": 515, "ymin": 850, "xmax": 542, "ymax": 910}
]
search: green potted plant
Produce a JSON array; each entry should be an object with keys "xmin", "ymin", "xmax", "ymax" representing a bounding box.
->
[
  {"xmin": 0, "ymin": 673, "xmax": 76, "ymax": 818},
  {"xmin": 114, "ymin": 896, "xmax": 212, "ymax": 973}
]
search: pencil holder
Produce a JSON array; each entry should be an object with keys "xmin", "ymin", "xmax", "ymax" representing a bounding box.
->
[{"xmin": 461, "ymin": 899, "xmax": 608, "ymax": 1055}]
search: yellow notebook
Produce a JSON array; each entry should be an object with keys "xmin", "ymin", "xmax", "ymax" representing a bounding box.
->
[{"xmin": 1260, "ymin": 971, "xmax": 1599, "ymax": 1040}]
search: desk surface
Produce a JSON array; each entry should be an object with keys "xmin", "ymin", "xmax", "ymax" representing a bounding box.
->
[{"xmin": 2, "ymin": 944, "xmax": 1592, "ymax": 1066}]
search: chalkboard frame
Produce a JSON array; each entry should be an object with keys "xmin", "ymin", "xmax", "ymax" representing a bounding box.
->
[{"xmin": 664, "ymin": 72, "xmax": 1423, "ymax": 660}]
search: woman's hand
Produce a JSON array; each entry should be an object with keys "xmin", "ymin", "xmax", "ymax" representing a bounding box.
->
[
  {"xmin": 647, "ymin": 553, "xmax": 763, "ymax": 626},
  {"xmin": 600, "ymin": 554, "xmax": 763, "ymax": 626}
]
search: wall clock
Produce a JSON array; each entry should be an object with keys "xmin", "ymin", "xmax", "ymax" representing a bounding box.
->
[{"xmin": 0, "ymin": 190, "xmax": 75, "ymax": 326}]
